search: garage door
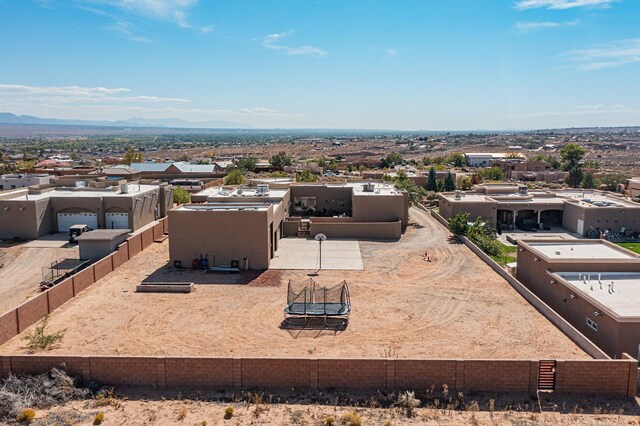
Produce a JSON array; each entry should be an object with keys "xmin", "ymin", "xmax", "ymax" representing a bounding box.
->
[
  {"xmin": 105, "ymin": 212, "xmax": 129, "ymax": 229},
  {"xmin": 57, "ymin": 212, "xmax": 98, "ymax": 232}
]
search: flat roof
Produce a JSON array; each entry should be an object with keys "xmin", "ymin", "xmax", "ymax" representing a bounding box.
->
[
  {"xmin": 554, "ymin": 272, "xmax": 640, "ymax": 319},
  {"xmin": 347, "ymin": 182, "xmax": 403, "ymax": 196},
  {"xmin": 176, "ymin": 203, "xmax": 271, "ymax": 212},
  {"xmin": 556, "ymin": 190, "xmax": 638, "ymax": 208},
  {"xmin": 7, "ymin": 184, "xmax": 158, "ymax": 201},
  {"xmin": 198, "ymin": 186, "xmax": 289, "ymax": 200},
  {"xmin": 75, "ymin": 229, "xmax": 131, "ymax": 241},
  {"xmin": 526, "ymin": 241, "xmax": 636, "ymax": 260}
]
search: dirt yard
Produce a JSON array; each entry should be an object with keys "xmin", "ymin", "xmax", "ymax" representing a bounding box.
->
[
  {"xmin": 24, "ymin": 388, "xmax": 640, "ymax": 426},
  {"xmin": 0, "ymin": 241, "xmax": 79, "ymax": 315},
  {"xmin": 0, "ymin": 207, "xmax": 589, "ymax": 359}
]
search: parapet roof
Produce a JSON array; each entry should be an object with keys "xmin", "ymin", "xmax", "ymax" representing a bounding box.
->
[
  {"xmin": 523, "ymin": 241, "xmax": 637, "ymax": 260},
  {"xmin": 552, "ymin": 272, "xmax": 640, "ymax": 319},
  {"xmin": 4, "ymin": 184, "xmax": 158, "ymax": 201},
  {"xmin": 176, "ymin": 203, "xmax": 272, "ymax": 212}
]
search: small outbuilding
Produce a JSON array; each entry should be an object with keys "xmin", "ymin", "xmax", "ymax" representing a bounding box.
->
[{"xmin": 76, "ymin": 229, "xmax": 131, "ymax": 260}]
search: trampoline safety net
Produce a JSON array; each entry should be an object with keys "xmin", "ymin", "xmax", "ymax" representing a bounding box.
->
[{"xmin": 285, "ymin": 279, "xmax": 351, "ymax": 318}]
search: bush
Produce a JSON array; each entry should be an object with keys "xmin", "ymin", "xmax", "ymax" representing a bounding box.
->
[
  {"xmin": 16, "ymin": 408, "xmax": 35, "ymax": 423},
  {"xmin": 172, "ymin": 187, "xmax": 191, "ymax": 204},
  {"xmin": 448, "ymin": 212, "xmax": 469, "ymax": 236},
  {"xmin": 224, "ymin": 406, "xmax": 234, "ymax": 419},
  {"xmin": 0, "ymin": 368, "xmax": 91, "ymax": 421},
  {"xmin": 471, "ymin": 234, "xmax": 503, "ymax": 257},
  {"xmin": 93, "ymin": 412, "xmax": 105, "ymax": 425},
  {"xmin": 340, "ymin": 411, "xmax": 361, "ymax": 426},
  {"xmin": 23, "ymin": 315, "xmax": 65, "ymax": 353},
  {"xmin": 395, "ymin": 391, "xmax": 420, "ymax": 417},
  {"xmin": 224, "ymin": 169, "xmax": 244, "ymax": 185},
  {"xmin": 323, "ymin": 415, "xmax": 335, "ymax": 425}
]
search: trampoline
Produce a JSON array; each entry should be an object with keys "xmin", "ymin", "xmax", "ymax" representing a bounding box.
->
[{"xmin": 284, "ymin": 279, "xmax": 351, "ymax": 325}]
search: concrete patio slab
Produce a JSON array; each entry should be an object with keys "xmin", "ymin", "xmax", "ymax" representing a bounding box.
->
[{"xmin": 269, "ymin": 238, "xmax": 363, "ymax": 270}]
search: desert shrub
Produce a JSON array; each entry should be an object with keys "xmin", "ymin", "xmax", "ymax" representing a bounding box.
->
[
  {"xmin": 23, "ymin": 315, "xmax": 66, "ymax": 353},
  {"xmin": 0, "ymin": 368, "xmax": 91, "ymax": 421},
  {"xmin": 323, "ymin": 415, "xmax": 335, "ymax": 425},
  {"xmin": 340, "ymin": 411, "xmax": 362, "ymax": 426},
  {"xmin": 395, "ymin": 391, "xmax": 421, "ymax": 417},
  {"xmin": 470, "ymin": 234, "xmax": 503, "ymax": 257},
  {"xmin": 224, "ymin": 406, "xmax": 234, "ymax": 419},
  {"xmin": 16, "ymin": 408, "xmax": 35, "ymax": 423},
  {"xmin": 93, "ymin": 412, "xmax": 105, "ymax": 425}
]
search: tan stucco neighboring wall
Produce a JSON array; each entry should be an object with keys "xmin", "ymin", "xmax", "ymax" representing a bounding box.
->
[
  {"xmin": 352, "ymin": 193, "xmax": 406, "ymax": 224},
  {"xmin": 516, "ymin": 240, "xmax": 640, "ymax": 358},
  {"xmin": 168, "ymin": 208, "xmax": 272, "ymax": 270},
  {"xmin": 310, "ymin": 220, "xmax": 401, "ymax": 240}
]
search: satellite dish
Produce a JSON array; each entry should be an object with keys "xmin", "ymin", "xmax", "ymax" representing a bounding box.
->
[{"xmin": 315, "ymin": 233, "xmax": 327, "ymax": 242}]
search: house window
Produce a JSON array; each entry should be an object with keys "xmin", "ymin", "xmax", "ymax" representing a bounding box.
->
[{"xmin": 586, "ymin": 317, "xmax": 598, "ymax": 332}]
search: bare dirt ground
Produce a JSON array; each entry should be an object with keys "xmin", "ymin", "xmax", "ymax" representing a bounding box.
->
[
  {"xmin": 0, "ymin": 242, "xmax": 79, "ymax": 315},
  {"xmin": 0, "ymin": 207, "xmax": 588, "ymax": 359},
  {"xmin": 23, "ymin": 388, "xmax": 640, "ymax": 426}
]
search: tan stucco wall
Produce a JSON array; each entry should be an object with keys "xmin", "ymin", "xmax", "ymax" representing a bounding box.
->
[
  {"xmin": 516, "ymin": 240, "xmax": 640, "ymax": 358},
  {"xmin": 310, "ymin": 220, "xmax": 401, "ymax": 240},
  {"xmin": 168, "ymin": 208, "xmax": 272, "ymax": 270}
]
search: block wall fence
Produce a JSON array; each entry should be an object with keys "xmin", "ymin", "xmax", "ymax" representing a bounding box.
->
[
  {"xmin": 0, "ymin": 218, "xmax": 168, "ymax": 346},
  {"xmin": 0, "ymin": 355, "xmax": 636, "ymax": 397},
  {"xmin": 0, "ymin": 213, "xmax": 637, "ymax": 397}
]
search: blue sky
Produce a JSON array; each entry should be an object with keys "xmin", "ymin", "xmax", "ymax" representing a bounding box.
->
[{"xmin": 0, "ymin": 0, "xmax": 638, "ymax": 130}]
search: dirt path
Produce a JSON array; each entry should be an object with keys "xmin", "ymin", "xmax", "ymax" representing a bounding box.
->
[{"xmin": 0, "ymin": 208, "xmax": 589, "ymax": 359}]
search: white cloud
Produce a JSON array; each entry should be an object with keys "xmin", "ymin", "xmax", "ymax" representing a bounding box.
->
[
  {"xmin": 108, "ymin": 20, "xmax": 151, "ymax": 43},
  {"xmin": 514, "ymin": 0, "xmax": 616, "ymax": 10},
  {"xmin": 262, "ymin": 31, "xmax": 328, "ymax": 57},
  {"xmin": 575, "ymin": 104, "xmax": 624, "ymax": 110},
  {"xmin": 514, "ymin": 20, "xmax": 578, "ymax": 32},
  {"xmin": 88, "ymin": 0, "xmax": 198, "ymax": 27},
  {"xmin": 564, "ymin": 38, "xmax": 640, "ymax": 70},
  {"xmin": 0, "ymin": 83, "xmax": 303, "ymax": 122},
  {"xmin": 384, "ymin": 48, "xmax": 398, "ymax": 56},
  {"xmin": 198, "ymin": 25, "xmax": 214, "ymax": 35}
]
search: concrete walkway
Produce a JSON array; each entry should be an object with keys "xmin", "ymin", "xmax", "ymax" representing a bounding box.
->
[{"xmin": 269, "ymin": 238, "xmax": 363, "ymax": 270}]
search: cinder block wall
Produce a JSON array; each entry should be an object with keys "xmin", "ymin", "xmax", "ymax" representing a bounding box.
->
[{"xmin": 0, "ymin": 355, "xmax": 635, "ymax": 397}]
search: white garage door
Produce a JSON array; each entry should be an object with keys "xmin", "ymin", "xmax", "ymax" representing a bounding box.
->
[
  {"xmin": 105, "ymin": 212, "xmax": 129, "ymax": 229},
  {"xmin": 57, "ymin": 212, "xmax": 98, "ymax": 232}
]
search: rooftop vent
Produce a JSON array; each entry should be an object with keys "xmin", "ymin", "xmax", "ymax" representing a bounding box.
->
[
  {"xmin": 256, "ymin": 183, "xmax": 269, "ymax": 195},
  {"xmin": 120, "ymin": 183, "xmax": 129, "ymax": 194},
  {"xmin": 519, "ymin": 186, "xmax": 528, "ymax": 196},
  {"xmin": 454, "ymin": 190, "xmax": 462, "ymax": 200},
  {"xmin": 362, "ymin": 183, "xmax": 375, "ymax": 192}
]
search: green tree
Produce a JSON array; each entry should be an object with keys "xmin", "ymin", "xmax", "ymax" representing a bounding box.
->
[
  {"xmin": 269, "ymin": 151, "xmax": 293, "ymax": 170},
  {"xmin": 448, "ymin": 212, "xmax": 470, "ymax": 236},
  {"xmin": 426, "ymin": 167, "xmax": 438, "ymax": 191},
  {"xmin": 296, "ymin": 169, "xmax": 318, "ymax": 182},
  {"xmin": 559, "ymin": 143, "xmax": 586, "ymax": 170},
  {"xmin": 122, "ymin": 146, "xmax": 143, "ymax": 165},
  {"xmin": 394, "ymin": 176, "xmax": 427, "ymax": 206},
  {"xmin": 236, "ymin": 156, "xmax": 257, "ymax": 171},
  {"xmin": 478, "ymin": 167, "xmax": 505, "ymax": 181},
  {"xmin": 567, "ymin": 166, "xmax": 584, "ymax": 188},
  {"xmin": 457, "ymin": 175, "xmax": 472, "ymax": 190},
  {"xmin": 443, "ymin": 171, "xmax": 456, "ymax": 191},
  {"xmin": 447, "ymin": 152, "xmax": 466, "ymax": 167},
  {"xmin": 224, "ymin": 169, "xmax": 244, "ymax": 185},
  {"xmin": 172, "ymin": 187, "xmax": 191, "ymax": 204},
  {"xmin": 386, "ymin": 151, "xmax": 403, "ymax": 166},
  {"xmin": 580, "ymin": 172, "xmax": 599, "ymax": 189}
]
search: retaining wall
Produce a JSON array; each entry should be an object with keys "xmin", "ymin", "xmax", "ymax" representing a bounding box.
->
[{"xmin": 0, "ymin": 355, "xmax": 635, "ymax": 397}]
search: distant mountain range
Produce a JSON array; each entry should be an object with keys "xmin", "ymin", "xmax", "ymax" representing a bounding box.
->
[{"xmin": 0, "ymin": 112, "xmax": 249, "ymax": 129}]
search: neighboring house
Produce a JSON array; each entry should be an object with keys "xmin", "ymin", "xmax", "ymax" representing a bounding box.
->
[
  {"xmin": 465, "ymin": 153, "xmax": 525, "ymax": 167},
  {"xmin": 128, "ymin": 162, "xmax": 227, "ymax": 179},
  {"xmin": 0, "ymin": 178, "xmax": 173, "ymax": 240},
  {"xmin": 516, "ymin": 239, "xmax": 640, "ymax": 359},
  {"xmin": 0, "ymin": 174, "xmax": 50, "ymax": 191},
  {"xmin": 438, "ymin": 183, "xmax": 640, "ymax": 236}
]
